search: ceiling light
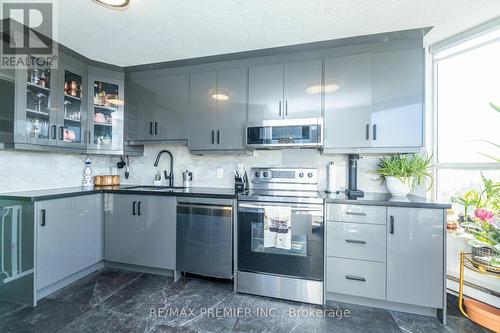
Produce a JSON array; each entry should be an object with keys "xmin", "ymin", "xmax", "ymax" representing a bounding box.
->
[
  {"xmin": 93, "ymin": 0, "xmax": 130, "ymax": 9},
  {"xmin": 211, "ymin": 93, "xmax": 230, "ymax": 101},
  {"xmin": 305, "ymin": 84, "xmax": 340, "ymax": 94}
]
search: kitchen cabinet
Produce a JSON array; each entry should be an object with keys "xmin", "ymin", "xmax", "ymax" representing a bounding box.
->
[
  {"xmin": 248, "ymin": 60, "xmax": 322, "ymax": 121},
  {"xmin": 86, "ymin": 66, "xmax": 125, "ymax": 153},
  {"xmin": 104, "ymin": 194, "xmax": 176, "ymax": 270},
  {"xmin": 324, "ymin": 53, "xmax": 372, "ymax": 149},
  {"xmin": 386, "ymin": 207, "xmax": 444, "ymax": 308},
  {"xmin": 187, "ymin": 68, "xmax": 248, "ymax": 152},
  {"xmin": 127, "ymin": 73, "xmax": 189, "ymax": 142},
  {"xmin": 36, "ymin": 194, "xmax": 103, "ymax": 291},
  {"xmin": 370, "ymin": 48, "xmax": 423, "ymax": 148},
  {"xmin": 323, "ymin": 47, "xmax": 424, "ymax": 153}
]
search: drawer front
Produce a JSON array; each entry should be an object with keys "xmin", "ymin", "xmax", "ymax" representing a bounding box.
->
[
  {"xmin": 327, "ymin": 222, "xmax": 386, "ymax": 262},
  {"xmin": 327, "ymin": 204, "xmax": 386, "ymax": 224},
  {"xmin": 326, "ymin": 257, "xmax": 386, "ymax": 300}
]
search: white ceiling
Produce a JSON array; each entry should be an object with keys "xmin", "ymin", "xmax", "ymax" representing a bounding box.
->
[{"xmin": 55, "ymin": 0, "xmax": 500, "ymax": 67}]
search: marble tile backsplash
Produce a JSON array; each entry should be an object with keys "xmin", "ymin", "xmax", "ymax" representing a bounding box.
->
[{"xmin": 0, "ymin": 145, "xmax": 411, "ymax": 194}]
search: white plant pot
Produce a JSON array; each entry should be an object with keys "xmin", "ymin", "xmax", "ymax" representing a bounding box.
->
[{"xmin": 385, "ymin": 176, "xmax": 413, "ymax": 197}]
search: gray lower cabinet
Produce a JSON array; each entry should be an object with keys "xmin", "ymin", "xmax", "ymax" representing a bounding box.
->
[
  {"xmin": 326, "ymin": 203, "xmax": 445, "ymax": 313},
  {"xmin": 36, "ymin": 194, "xmax": 103, "ymax": 291},
  {"xmin": 386, "ymin": 207, "xmax": 444, "ymax": 308},
  {"xmin": 104, "ymin": 194, "xmax": 176, "ymax": 270}
]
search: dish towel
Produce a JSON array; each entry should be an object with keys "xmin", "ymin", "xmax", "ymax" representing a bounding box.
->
[{"xmin": 263, "ymin": 206, "xmax": 292, "ymax": 250}]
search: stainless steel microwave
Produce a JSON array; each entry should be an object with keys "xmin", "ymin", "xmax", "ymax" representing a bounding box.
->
[{"xmin": 246, "ymin": 118, "xmax": 323, "ymax": 149}]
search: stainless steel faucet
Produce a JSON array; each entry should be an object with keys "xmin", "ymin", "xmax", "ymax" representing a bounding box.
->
[{"xmin": 153, "ymin": 150, "xmax": 174, "ymax": 187}]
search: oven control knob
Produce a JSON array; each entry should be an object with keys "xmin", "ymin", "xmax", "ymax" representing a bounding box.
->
[
  {"xmin": 255, "ymin": 171, "xmax": 260, "ymax": 178},
  {"xmin": 307, "ymin": 172, "xmax": 314, "ymax": 178},
  {"xmin": 263, "ymin": 171, "xmax": 268, "ymax": 178},
  {"xmin": 299, "ymin": 172, "xmax": 304, "ymax": 178}
]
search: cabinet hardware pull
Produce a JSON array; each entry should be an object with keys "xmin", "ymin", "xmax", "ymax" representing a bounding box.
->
[
  {"xmin": 154, "ymin": 122, "xmax": 158, "ymax": 135},
  {"xmin": 83, "ymin": 130, "xmax": 86, "ymax": 144},
  {"xmin": 278, "ymin": 101, "xmax": 282, "ymax": 116},
  {"xmin": 51, "ymin": 125, "xmax": 57, "ymax": 139},
  {"xmin": 211, "ymin": 130, "xmax": 215, "ymax": 144},
  {"xmin": 345, "ymin": 239, "xmax": 366, "ymax": 244},
  {"xmin": 285, "ymin": 100, "xmax": 288, "ymax": 116},
  {"xmin": 365, "ymin": 124, "xmax": 369, "ymax": 140},
  {"xmin": 40, "ymin": 209, "xmax": 46, "ymax": 226},
  {"xmin": 138, "ymin": 201, "xmax": 142, "ymax": 216},
  {"xmin": 132, "ymin": 201, "xmax": 137, "ymax": 215},
  {"xmin": 373, "ymin": 124, "xmax": 377, "ymax": 140},
  {"xmin": 59, "ymin": 126, "xmax": 64, "ymax": 140},
  {"xmin": 88, "ymin": 131, "xmax": 92, "ymax": 145},
  {"xmin": 149, "ymin": 122, "xmax": 153, "ymax": 135},
  {"xmin": 390, "ymin": 215, "xmax": 394, "ymax": 234},
  {"xmin": 217, "ymin": 130, "xmax": 220, "ymax": 144},
  {"xmin": 346, "ymin": 211, "xmax": 366, "ymax": 216},
  {"xmin": 345, "ymin": 275, "xmax": 366, "ymax": 282}
]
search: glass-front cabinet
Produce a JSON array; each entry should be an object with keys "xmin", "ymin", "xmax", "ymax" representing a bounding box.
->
[{"xmin": 87, "ymin": 66, "xmax": 124, "ymax": 153}]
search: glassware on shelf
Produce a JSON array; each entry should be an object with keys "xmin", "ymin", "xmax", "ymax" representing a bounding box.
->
[{"xmin": 34, "ymin": 92, "xmax": 47, "ymax": 112}]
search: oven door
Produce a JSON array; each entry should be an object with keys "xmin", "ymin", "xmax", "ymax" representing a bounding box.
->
[{"xmin": 237, "ymin": 201, "xmax": 323, "ymax": 280}]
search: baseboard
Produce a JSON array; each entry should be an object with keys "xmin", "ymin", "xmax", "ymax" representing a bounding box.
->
[
  {"xmin": 104, "ymin": 261, "xmax": 174, "ymax": 277},
  {"xmin": 36, "ymin": 261, "xmax": 104, "ymax": 301},
  {"xmin": 326, "ymin": 292, "xmax": 438, "ymax": 317}
]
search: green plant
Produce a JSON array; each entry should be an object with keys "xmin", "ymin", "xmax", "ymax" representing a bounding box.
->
[
  {"xmin": 373, "ymin": 153, "xmax": 433, "ymax": 190},
  {"xmin": 452, "ymin": 174, "xmax": 500, "ymax": 218},
  {"xmin": 452, "ymin": 190, "xmax": 481, "ymax": 218}
]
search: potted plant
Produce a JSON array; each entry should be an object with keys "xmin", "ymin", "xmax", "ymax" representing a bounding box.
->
[{"xmin": 373, "ymin": 153, "xmax": 433, "ymax": 196}]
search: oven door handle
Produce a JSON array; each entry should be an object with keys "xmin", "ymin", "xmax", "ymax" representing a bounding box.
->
[{"xmin": 238, "ymin": 203, "xmax": 323, "ymax": 212}]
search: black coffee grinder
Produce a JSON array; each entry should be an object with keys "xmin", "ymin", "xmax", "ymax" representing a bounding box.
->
[{"xmin": 345, "ymin": 154, "xmax": 364, "ymax": 199}]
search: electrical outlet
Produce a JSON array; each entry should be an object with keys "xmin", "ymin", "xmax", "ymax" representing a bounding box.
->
[{"xmin": 217, "ymin": 168, "xmax": 224, "ymax": 178}]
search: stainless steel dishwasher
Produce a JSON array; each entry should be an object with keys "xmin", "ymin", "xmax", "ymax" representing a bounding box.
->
[{"xmin": 176, "ymin": 197, "xmax": 233, "ymax": 279}]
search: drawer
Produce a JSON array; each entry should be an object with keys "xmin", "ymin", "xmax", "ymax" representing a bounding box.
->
[
  {"xmin": 326, "ymin": 222, "xmax": 386, "ymax": 262},
  {"xmin": 326, "ymin": 257, "xmax": 386, "ymax": 300},
  {"xmin": 327, "ymin": 204, "xmax": 386, "ymax": 224}
]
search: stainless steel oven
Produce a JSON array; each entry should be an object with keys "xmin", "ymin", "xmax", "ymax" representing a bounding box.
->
[{"xmin": 237, "ymin": 167, "xmax": 324, "ymax": 305}]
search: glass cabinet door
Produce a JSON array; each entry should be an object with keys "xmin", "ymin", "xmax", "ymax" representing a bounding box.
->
[
  {"xmin": 21, "ymin": 59, "xmax": 57, "ymax": 145},
  {"xmin": 88, "ymin": 73, "xmax": 124, "ymax": 152},
  {"xmin": 61, "ymin": 70, "xmax": 84, "ymax": 145}
]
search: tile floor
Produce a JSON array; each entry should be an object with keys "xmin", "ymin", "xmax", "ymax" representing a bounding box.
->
[{"xmin": 0, "ymin": 269, "xmax": 491, "ymax": 333}]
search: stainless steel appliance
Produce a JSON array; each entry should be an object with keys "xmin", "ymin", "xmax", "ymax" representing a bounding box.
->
[
  {"xmin": 176, "ymin": 197, "xmax": 233, "ymax": 279},
  {"xmin": 182, "ymin": 170, "xmax": 193, "ymax": 188},
  {"xmin": 237, "ymin": 167, "xmax": 324, "ymax": 305},
  {"xmin": 246, "ymin": 118, "xmax": 323, "ymax": 149}
]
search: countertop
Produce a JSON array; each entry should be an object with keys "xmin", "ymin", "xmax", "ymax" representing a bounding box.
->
[
  {"xmin": 322, "ymin": 191, "xmax": 451, "ymax": 209},
  {"xmin": 0, "ymin": 185, "xmax": 238, "ymax": 202}
]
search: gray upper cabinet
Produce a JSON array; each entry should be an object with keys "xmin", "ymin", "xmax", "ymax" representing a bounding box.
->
[
  {"xmin": 127, "ymin": 73, "xmax": 189, "ymax": 142},
  {"xmin": 371, "ymin": 48, "xmax": 423, "ymax": 148},
  {"xmin": 283, "ymin": 60, "xmax": 322, "ymax": 119},
  {"xmin": 248, "ymin": 63, "xmax": 283, "ymax": 121},
  {"xmin": 324, "ymin": 53, "xmax": 372, "ymax": 149},
  {"xmin": 187, "ymin": 71, "xmax": 218, "ymax": 151},
  {"xmin": 386, "ymin": 207, "xmax": 444, "ymax": 308},
  {"xmin": 248, "ymin": 60, "xmax": 322, "ymax": 121}
]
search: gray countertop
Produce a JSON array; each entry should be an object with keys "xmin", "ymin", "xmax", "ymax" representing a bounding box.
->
[
  {"xmin": 0, "ymin": 185, "xmax": 238, "ymax": 202},
  {"xmin": 321, "ymin": 191, "xmax": 451, "ymax": 209}
]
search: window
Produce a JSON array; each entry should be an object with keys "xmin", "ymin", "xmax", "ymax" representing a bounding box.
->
[{"xmin": 433, "ymin": 29, "xmax": 500, "ymax": 209}]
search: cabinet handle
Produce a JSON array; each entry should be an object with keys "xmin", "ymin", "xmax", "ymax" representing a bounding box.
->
[
  {"xmin": 51, "ymin": 125, "xmax": 57, "ymax": 139},
  {"xmin": 217, "ymin": 130, "xmax": 220, "ymax": 144},
  {"xmin": 373, "ymin": 124, "xmax": 377, "ymax": 140},
  {"xmin": 285, "ymin": 100, "xmax": 288, "ymax": 116},
  {"xmin": 154, "ymin": 122, "xmax": 158, "ymax": 135},
  {"xmin": 137, "ymin": 201, "xmax": 142, "ymax": 216},
  {"xmin": 345, "ymin": 275, "xmax": 366, "ymax": 282},
  {"xmin": 365, "ymin": 124, "xmax": 369, "ymax": 140},
  {"xmin": 132, "ymin": 201, "xmax": 137, "ymax": 215},
  {"xmin": 149, "ymin": 122, "xmax": 153, "ymax": 135},
  {"xmin": 211, "ymin": 130, "xmax": 215, "ymax": 144},
  {"xmin": 40, "ymin": 209, "xmax": 46, "ymax": 226},
  {"xmin": 345, "ymin": 239, "xmax": 366, "ymax": 244},
  {"xmin": 346, "ymin": 211, "xmax": 366, "ymax": 216},
  {"xmin": 59, "ymin": 126, "xmax": 64, "ymax": 140},
  {"xmin": 278, "ymin": 101, "xmax": 282, "ymax": 116},
  {"xmin": 88, "ymin": 131, "xmax": 92, "ymax": 145},
  {"xmin": 390, "ymin": 215, "xmax": 394, "ymax": 234}
]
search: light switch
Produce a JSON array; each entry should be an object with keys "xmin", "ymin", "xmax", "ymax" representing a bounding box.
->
[{"xmin": 217, "ymin": 168, "xmax": 224, "ymax": 178}]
